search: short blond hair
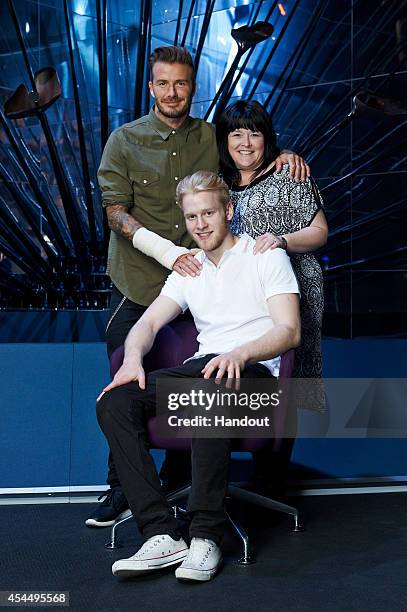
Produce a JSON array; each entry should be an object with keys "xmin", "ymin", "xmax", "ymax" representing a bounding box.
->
[{"xmin": 176, "ymin": 171, "xmax": 230, "ymax": 208}]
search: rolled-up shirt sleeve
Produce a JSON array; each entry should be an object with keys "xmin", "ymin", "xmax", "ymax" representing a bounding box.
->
[
  {"xmin": 97, "ymin": 129, "xmax": 134, "ymax": 208},
  {"xmin": 160, "ymin": 271, "xmax": 189, "ymax": 312}
]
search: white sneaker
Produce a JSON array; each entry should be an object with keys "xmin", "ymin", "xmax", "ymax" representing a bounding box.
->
[
  {"xmin": 112, "ymin": 534, "xmax": 188, "ymax": 577},
  {"xmin": 175, "ymin": 538, "xmax": 222, "ymax": 582}
]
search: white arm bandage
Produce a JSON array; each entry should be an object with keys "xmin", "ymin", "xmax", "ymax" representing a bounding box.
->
[{"xmin": 132, "ymin": 227, "xmax": 189, "ymax": 270}]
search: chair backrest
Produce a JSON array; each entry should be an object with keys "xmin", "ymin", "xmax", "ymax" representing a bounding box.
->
[{"xmin": 110, "ymin": 319, "xmax": 199, "ymax": 380}]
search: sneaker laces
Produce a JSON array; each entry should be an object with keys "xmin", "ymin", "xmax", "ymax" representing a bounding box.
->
[
  {"xmin": 132, "ymin": 535, "xmax": 174, "ymax": 560},
  {"xmin": 186, "ymin": 538, "xmax": 214, "ymax": 568},
  {"xmin": 97, "ymin": 490, "xmax": 113, "ymax": 505},
  {"xmin": 97, "ymin": 488, "xmax": 122, "ymax": 509}
]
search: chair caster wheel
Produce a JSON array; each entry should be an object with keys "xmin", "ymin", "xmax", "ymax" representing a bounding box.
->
[
  {"xmin": 105, "ymin": 541, "xmax": 122, "ymax": 550},
  {"xmin": 292, "ymin": 515, "xmax": 305, "ymax": 532},
  {"xmin": 237, "ymin": 554, "xmax": 256, "ymax": 565}
]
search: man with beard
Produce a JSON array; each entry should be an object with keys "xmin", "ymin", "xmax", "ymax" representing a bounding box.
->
[
  {"xmin": 96, "ymin": 171, "xmax": 300, "ymax": 582},
  {"xmin": 89, "ymin": 45, "xmax": 308, "ymax": 528}
]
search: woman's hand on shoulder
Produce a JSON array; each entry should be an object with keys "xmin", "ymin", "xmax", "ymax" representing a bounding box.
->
[
  {"xmin": 253, "ymin": 233, "xmax": 287, "ymax": 254},
  {"xmin": 275, "ymin": 150, "xmax": 310, "ymax": 182}
]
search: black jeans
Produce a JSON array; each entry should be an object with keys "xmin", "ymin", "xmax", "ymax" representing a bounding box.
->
[
  {"xmin": 105, "ymin": 285, "xmax": 192, "ymax": 490},
  {"xmin": 97, "ymin": 356, "xmax": 272, "ymax": 545}
]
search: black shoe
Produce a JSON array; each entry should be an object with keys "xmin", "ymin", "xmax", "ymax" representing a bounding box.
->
[{"xmin": 85, "ymin": 488, "xmax": 131, "ymax": 528}]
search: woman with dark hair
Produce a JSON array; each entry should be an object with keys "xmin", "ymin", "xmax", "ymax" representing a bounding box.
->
[{"xmin": 217, "ymin": 100, "xmax": 328, "ymax": 494}]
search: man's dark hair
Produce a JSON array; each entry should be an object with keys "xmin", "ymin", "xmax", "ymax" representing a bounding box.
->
[
  {"xmin": 148, "ymin": 46, "xmax": 195, "ymax": 84},
  {"xmin": 216, "ymin": 100, "xmax": 280, "ymax": 187}
]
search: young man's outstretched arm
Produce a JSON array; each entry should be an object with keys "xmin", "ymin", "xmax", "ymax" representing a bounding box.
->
[{"xmin": 98, "ymin": 296, "xmax": 182, "ymax": 397}]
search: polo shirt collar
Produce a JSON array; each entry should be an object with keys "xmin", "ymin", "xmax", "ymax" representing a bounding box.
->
[
  {"xmin": 148, "ymin": 107, "xmax": 193, "ymax": 141},
  {"xmin": 200, "ymin": 235, "xmax": 248, "ymax": 267}
]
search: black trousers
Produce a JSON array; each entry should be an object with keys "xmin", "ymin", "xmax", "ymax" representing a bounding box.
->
[
  {"xmin": 97, "ymin": 356, "xmax": 272, "ymax": 545},
  {"xmin": 105, "ymin": 285, "xmax": 295, "ymax": 496},
  {"xmin": 105, "ymin": 285, "xmax": 192, "ymax": 490}
]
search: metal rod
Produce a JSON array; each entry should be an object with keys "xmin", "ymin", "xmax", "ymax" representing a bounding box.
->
[
  {"xmin": 100, "ymin": 0, "xmax": 112, "ymax": 254},
  {"xmin": 0, "ymin": 162, "xmax": 58, "ymax": 261},
  {"xmin": 133, "ymin": 0, "xmax": 151, "ymax": 120},
  {"xmin": 38, "ymin": 115, "xmax": 91, "ymax": 281},
  {"xmin": 7, "ymin": 0, "xmax": 35, "ymax": 88},
  {"xmin": 63, "ymin": 0, "xmax": 98, "ymax": 251},
  {"xmin": 225, "ymin": 509, "xmax": 254, "ymax": 565},
  {"xmin": 0, "ymin": 223, "xmax": 51, "ymax": 288},
  {"xmin": 247, "ymin": 0, "xmax": 301, "ymax": 100},
  {"xmin": 0, "ymin": 112, "xmax": 71, "ymax": 256},
  {"xmin": 326, "ymin": 245, "xmax": 407, "ymax": 272},
  {"xmin": 0, "ymin": 199, "xmax": 54, "ymax": 277},
  {"xmin": 279, "ymin": 2, "xmax": 356, "ymax": 145},
  {"xmin": 301, "ymin": 111, "xmax": 355, "ymax": 158},
  {"xmin": 219, "ymin": 0, "xmax": 279, "ymax": 105},
  {"xmin": 327, "ymin": 195, "xmax": 405, "ymax": 240},
  {"xmin": 228, "ymin": 484, "xmax": 300, "ymax": 517},
  {"xmin": 0, "ymin": 216, "xmax": 41, "ymax": 268},
  {"xmin": 143, "ymin": 0, "xmax": 152, "ymax": 118},
  {"xmin": 249, "ymin": 0, "xmax": 265, "ymax": 26},
  {"xmin": 180, "ymin": 0, "xmax": 197, "ymax": 47},
  {"xmin": 320, "ymin": 119, "xmax": 407, "ymax": 192},
  {"xmin": 299, "ymin": 43, "xmax": 406, "ymax": 156},
  {"xmin": 174, "ymin": 0, "xmax": 184, "ymax": 46},
  {"xmin": 96, "ymin": 0, "xmax": 109, "ymax": 151},
  {"xmin": 324, "ymin": 41, "xmax": 407, "ymax": 172},
  {"xmin": 292, "ymin": 0, "xmax": 402, "ymax": 152},
  {"xmin": 265, "ymin": 0, "xmax": 327, "ymax": 112},
  {"xmin": 205, "ymin": 53, "xmax": 242, "ymax": 121},
  {"xmin": 206, "ymin": 14, "xmax": 277, "ymax": 121},
  {"xmin": 0, "ymin": 238, "xmax": 52, "ymax": 288},
  {"xmin": 7, "ymin": 0, "xmax": 91, "ymax": 283},
  {"xmin": 194, "ymin": 0, "xmax": 216, "ymax": 75},
  {"xmin": 105, "ymin": 514, "xmax": 134, "ymax": 550}
]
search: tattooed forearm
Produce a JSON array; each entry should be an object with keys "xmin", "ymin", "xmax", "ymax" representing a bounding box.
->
[{"xmin": 106, "ymin": 204, "xmax": 143, "ymax": 242}]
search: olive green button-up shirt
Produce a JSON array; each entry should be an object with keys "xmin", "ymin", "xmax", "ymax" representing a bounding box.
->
[{"xmin": 98, "ymin": 108, "xmax": 219, "ymax": 306}]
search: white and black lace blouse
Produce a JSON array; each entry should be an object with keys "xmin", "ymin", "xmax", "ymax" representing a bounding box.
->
[{"xmin": 230, "ymin": 165, "xmax": 325, "ymax": 411}]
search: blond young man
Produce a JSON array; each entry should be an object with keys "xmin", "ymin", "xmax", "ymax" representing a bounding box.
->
[{"xmin": 96, "ymin": 171, "xmax": 300, "ymax": 582}]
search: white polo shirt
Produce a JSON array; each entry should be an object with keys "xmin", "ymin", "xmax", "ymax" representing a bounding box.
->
[{"xmin": 160, "ymin": 235, "xmax": 299, "ymax": 376}]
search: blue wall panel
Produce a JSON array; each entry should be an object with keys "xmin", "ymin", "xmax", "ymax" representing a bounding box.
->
[
  {"xmin": 0, "ymin": 344, "xmax": 73, "ymax": 488},
  {"xmin": 0, "ymin": 339, "xmax": 406, "ymax": 489},
  {"xmin": 292, "ymin": 338, "xmax": 407, "ymax": 479},
  {"xmin": 322, "ymin": 338, "xmax": 407, "ymax": 377},
  {"xmin": 70, "ymin": 344, "xmax": 110, "ymax": 487},
  {"xmin": 291, "ymin": 438, "xmax": 407, "ymax": 480}
]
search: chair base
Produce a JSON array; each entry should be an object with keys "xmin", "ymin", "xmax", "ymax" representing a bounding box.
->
[
  {"xmin": 105, "ymin": 513, "xmax": 134, "ymax": 549},
  {"xmin": 237, "ymin": 555, "xmax": 256, "ymax": 565},
  {"xmin": 292, "ymin": 515, "xmax": 305, "ymax": 532},
  {"xmin": 105, "ymin": 483, "xmax": 192, "ymax": 550},
  {"xmin": 105, "ymin": 482, "xmax": 305, "ymax": 561},
  {"xmin": 225, "ymin": 509, "xmax": 255, "ymax": 564},
  {"xmin": 227, "ymin": 483, "xmax": 305, "ymax": 533}
]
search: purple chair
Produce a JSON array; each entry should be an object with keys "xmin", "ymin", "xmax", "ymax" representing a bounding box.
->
[{"xmin": 107, "ymin": 320, "xmax": 303, "ymax": 564}]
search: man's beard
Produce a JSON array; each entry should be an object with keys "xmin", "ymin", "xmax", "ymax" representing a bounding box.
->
[{"xmin": 155, "ymin": 97, "xmax": 190, "ymax": 119}]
